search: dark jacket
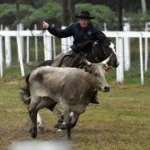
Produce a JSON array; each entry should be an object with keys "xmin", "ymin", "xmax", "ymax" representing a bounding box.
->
[{"xmin": 48, "ymin": 22, "xmax": 107, "ymax": 53}]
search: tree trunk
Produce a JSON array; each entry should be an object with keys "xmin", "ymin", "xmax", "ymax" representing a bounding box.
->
[
  {"xmin": 141, "ymin": 0, "xmax": 146, "ymax": 13},
  {"xmin": 61, "ymin": 0, "xmax": 70, "ymax": 26},
  {"xmin": 16, "ymin": 0, "xmax": 20, "ymax": 24},
  {"xmin": 117, "ymin": 0, "xmax": 123, "ymax": 31},
  {"xmin": 68, "ymin": 0, "xmax": 76, "ymax": 23}
]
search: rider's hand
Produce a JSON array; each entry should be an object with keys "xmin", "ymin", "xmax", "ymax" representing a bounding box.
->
[{"xmin": 43, "ymin": 21, "xmax": 49, "ymax": 29}]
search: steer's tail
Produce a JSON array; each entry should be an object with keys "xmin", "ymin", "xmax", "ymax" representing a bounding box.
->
[{"xmin": 20, "ymin": 74, "xmax": 31, "ymax": 105}]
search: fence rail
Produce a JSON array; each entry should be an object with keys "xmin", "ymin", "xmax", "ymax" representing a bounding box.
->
[{"xmin": 0, "ymin": 29, "xmax": 149, "ymax": 85}]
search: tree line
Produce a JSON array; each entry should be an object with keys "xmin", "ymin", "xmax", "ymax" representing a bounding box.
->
[
  {"xmin": 0, "ymin": 0, "xmax": 149, "ymax": 13},
  {"xmin": 0, "ymin": 0, "xmax": 149, "ymax": 31}
]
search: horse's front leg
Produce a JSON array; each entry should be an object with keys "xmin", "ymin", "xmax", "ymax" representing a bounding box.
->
[{"xmin": 28, "ymin": 107, "xmax": 38, "ymax": 138}]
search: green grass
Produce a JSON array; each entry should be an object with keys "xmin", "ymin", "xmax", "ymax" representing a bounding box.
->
[
  {"xmin": 2, "ymin": 37, "xmax": 150, "ymax": 85},
  {"xmin": 0, "ymin": 37, "xmax": 150, "ymax": 149},
  {"xmin": 2, "ymin": 64, "xmax": 150, "ymax": 85},
  {"xmin": 0, "ymin": 79, "xmax": 150, "ymax": 150},
  {"xmin": 105, "ymin": 68, "xmax": 150, "ymax": 85}
]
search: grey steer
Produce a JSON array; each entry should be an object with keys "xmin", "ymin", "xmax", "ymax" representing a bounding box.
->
[{"xmin": 26, "ymin": 57, "xmax": 110, "ymax": 140}]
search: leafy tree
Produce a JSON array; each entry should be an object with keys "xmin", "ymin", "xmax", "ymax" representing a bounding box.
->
[
  {"xmin": 40, "ymin": 1, "xmax": 61, "ymax": 18},
  {"xmin": 117, "ymin": 0, "xmax": 123, "ymax": 31},
  {"xmin": 0, "ymin": 0, "xmax": 15, "ymax": 3},
  {"xmin": 22, "ymin": 1, "xmax": 62, "ymax": 29},
  {"xmin": 0, "ymin": 2, "xmax": 62, "ymax": 29},
  {"xmin": 0, "ymin": 4, "xmax": 34, "ymax": 28},
  {"xmin": 68, "ymin": 0, "xmax": 76, "ymax": 23},
  {"xmin": 20, "ymin": 0, "xmax": 48, "ymax": 8},
  {"xmin": 60, "ymin": 0, "xmax": 70, "ymax": 26}
]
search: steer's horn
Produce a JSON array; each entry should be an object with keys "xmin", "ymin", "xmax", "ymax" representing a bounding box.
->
[
  {"xmin": 83, "ymin": 59, "xmax": 91, "ymax": 66},
  {"xmin": 101, "ymin": 54, "xmax": 113, "ymax": 65}
]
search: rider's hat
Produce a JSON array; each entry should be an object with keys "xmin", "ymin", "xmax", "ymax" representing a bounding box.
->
[{"xmin": 75, "ymin": 11, "xmax": 95, "ymax": 19}]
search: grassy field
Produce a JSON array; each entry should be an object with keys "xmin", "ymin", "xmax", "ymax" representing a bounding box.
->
[
  {"xmin": 0, "ymin": 38, "xmax": 150, "ymax": 149},
  {"xmin": 0, "ymin": 77, "xmax": 150, "ymax": 150}
]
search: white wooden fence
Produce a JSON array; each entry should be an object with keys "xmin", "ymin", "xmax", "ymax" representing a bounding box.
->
[
  {"xmin": 0, "ymin": 27, "xmax": 149, "ymax": 85},
  {"xmin": 62, "ymin": 31, "xmax": 149, "ymax": 85}
]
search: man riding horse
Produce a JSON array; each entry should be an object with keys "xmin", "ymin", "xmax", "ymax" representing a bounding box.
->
[{"xmin": 43, "ymin": 11, "xmax": 108, "ymax": 104}]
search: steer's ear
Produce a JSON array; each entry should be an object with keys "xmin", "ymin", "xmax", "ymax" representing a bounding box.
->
[
  {"xmin": 103, "ymin": 65, "xmax": 112, "ymax": 72},
  {"xmin": 84, "ymin": 66, "xmax": 92, "ymax": 73}
]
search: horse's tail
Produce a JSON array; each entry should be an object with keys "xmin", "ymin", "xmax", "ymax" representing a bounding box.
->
[{"xmin": 20, "ymin": 74, "xmax": 31, "ymax": 105}]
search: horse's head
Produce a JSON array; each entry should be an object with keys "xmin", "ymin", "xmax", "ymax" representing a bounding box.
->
[{"xmin": 92, "ymin": 38, "xmax": 119, "ymax": 68}]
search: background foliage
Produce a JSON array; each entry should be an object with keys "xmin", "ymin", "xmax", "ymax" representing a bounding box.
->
[{"xmin": 0, "ymin": 2, "xmax": 116, "ymax": 30}]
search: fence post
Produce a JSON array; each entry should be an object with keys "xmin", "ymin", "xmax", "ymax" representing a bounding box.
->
[
  {"xmin": 0, "ymin": 36, "xmax": 3, "ymax": 77},
  {"xmin": 116, "ymin": 34, "xmax": 124, "ymax": 83},
  {"xmin": 104, "ymin": 22, "xmax": 107, "ymax": 31},
  {"xmin": 19, "ymin": 23, "xmax": 24, "ymax": 58},
  {"xmin": 1, "ymin": 24, "xmax": 3, "ymax": 30},
  {"xmin": 34, "ymin": 24, "xmax": 38, "ymax": 61},
  {"xmin": 4, "ymin": 27, "xmax": 11, "ymax": 67},
  {"xmin": 17, "ymin": 25, "xmax": 25, "ymax": 77},
  {"xmin": 139, "ymin": 33, "xmax": 144, "ymax": 85},
  {"xmin": 52, "ymin": 36, "xmax": 56, "ymax": 59},
  {"xmin": 67, "ymin": 36, "xmax": 73, "ymax": 52},
  {"xmin": 144, "ymin": 37, "xmax": 148, "ymax": 71},
  {"xmin": 61, "ymin": 26, "xmax": 68, "ymax": 53},
  {"xmin": 145, "ymin": 22, "xmax": 149, "ymax": 71},
  {"xmin": 26, "ymin": 29, "xmax": 30, "ymax": 64},
  {"xmin": 61, "ymin": 26, "xmax": 73, "ymax": 53},
  {"xmin": 0, "ymin": 25, "xmax": 3, "ymax": 63},
  {"xmin": 123, "ymin": 24, "xmax": 130, "ymax": 71},
  {"xmin": 43, "ymin": 31, "xmax": 52, "ymax": 60}
]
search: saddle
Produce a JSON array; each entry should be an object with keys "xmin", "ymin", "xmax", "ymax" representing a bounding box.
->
[
  {"xmin": 51, "ymin": 40, "xmax": 94, "ymax": 68},
  {"xmin": 51, "ymin": 51, "xmax": 87, "ymax": 68}
]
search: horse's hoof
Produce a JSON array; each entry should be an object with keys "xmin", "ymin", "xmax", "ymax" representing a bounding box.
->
[
  {"xmin": 31, "ymin": 131, "xmax": 37, "ymax": 138},
  {"xmin": 54, "ymin": 124, "xmax": 59, "ymax": 129},
  {"xmin": 37, "ymin": 126, "xmax": 44, "ymax": 133},
  {"xmin": 56, "ymin": 129, "xmax": 63, "ymax": 134},
  {"xmin": 30, "ymin": 128, "xmax": 37, "ymax": 139}
]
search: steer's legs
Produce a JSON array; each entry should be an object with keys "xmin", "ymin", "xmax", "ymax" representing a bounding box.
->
[
  {"xmin": 62, "ymin": 107, "xmax": 72, "ymax": 140},
  {"xmin": 28, "ymin": 108, "xmax": 38, "ymax": 138},
  {"xmin": 37, "ymin": 112, "xmax": 44, "ymax": 133},
  {"xmin": 70, "ymin": 113, "xmax": 79, "ymax": 128},
  {"xmin": 66, "ymin": 113, "xmax": 80, "ymax": 140},
  {"xmin": 46, "ymin": 102, "xmax": 57, "ymax": 112},
  {"xmin": 28, "ymin": 97, "xmax": 40, "ymax": 139},
  {"xmin": 37, "ymin": 102, "xmax": 62, "ymax": 132},
  {"xmin": 66, "ymin": 124, "xmax": 72, "ymax": 140}
]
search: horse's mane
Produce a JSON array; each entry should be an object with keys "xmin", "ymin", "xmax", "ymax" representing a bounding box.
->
[{"xmin": 91, "ymin": 38, "xmax": 112, "ymax": 62}]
